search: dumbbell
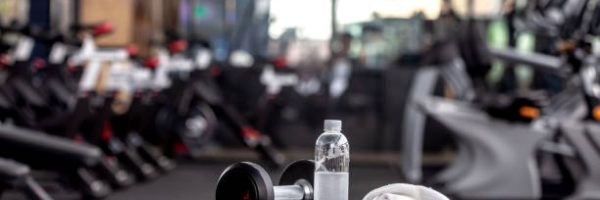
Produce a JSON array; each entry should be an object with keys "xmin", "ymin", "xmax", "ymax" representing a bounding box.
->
[{"xmin": 216, "ymin": 160, "xmax": 314, "ymax": 200}]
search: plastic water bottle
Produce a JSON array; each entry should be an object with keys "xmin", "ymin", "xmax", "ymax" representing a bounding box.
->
[{"xmin": 314, "ymin": 120, "xmax": 349, "ymax": 200}]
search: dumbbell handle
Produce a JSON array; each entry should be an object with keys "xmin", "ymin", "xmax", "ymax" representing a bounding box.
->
[
  {"xmin": 274, "ymin": 185, "xmax": 304, "ymax": 199},
  {"xmin": 273, "ymin": 180, "xmax": 313, "ymax": 200}
]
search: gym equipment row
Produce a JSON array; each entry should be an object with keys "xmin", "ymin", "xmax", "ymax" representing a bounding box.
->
[{"xmin": 0, "ymin": 18, "xmax": 302, "ymax": 198}]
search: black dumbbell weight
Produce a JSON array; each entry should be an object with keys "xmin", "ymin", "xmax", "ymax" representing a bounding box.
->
[{"xmin": 216, "ymin": 160, "xmax": 314, "ymax": 200}]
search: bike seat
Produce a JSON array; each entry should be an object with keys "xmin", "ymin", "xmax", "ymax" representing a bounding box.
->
[{"xmin": 70, "ymin": 22, "xmax": 113, "ymax": 37}]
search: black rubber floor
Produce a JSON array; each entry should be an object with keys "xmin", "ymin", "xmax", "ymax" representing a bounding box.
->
[{"xmin": 109, "ymin": 162, "xmax": 403, "ymax": 200}]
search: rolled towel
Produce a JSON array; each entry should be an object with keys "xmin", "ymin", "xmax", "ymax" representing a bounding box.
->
[{"xmin": 362, "ymin": 183, "xmax": 449, "ymax": 200}]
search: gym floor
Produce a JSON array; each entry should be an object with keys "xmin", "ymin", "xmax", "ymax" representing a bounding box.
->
[
  {"xmin": 108, "ymin": 149, "xmax": 445, "ymax": 200},
  {"xmin": 109, "ymin": 162, "xmax": 402, "ymax": 200}
]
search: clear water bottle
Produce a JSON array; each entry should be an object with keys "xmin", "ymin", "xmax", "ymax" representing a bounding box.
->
[{"xmin": 314, "ymin": 120, "xmax": 349, "ymax": 200}]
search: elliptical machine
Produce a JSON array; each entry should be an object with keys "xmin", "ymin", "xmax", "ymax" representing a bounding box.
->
[{"xmin": 401, "ymin": 0, "xmax": 598, "ymax": 198}]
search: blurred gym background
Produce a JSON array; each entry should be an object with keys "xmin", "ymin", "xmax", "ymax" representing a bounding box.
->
[{"xmin": 0, "ymin": 0, "xmax": 596, "ymax": 199}]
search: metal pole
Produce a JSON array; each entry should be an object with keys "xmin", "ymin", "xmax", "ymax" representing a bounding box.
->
[
  {"xmin": 467, "ymin": 0, "xmax": 474, "ymax": 17},
  {"xmin": 74, "ymin": 0, "xmax": 80, "ymax": 26},
  {"xmin": 330, "ymin": 0, "xmax": 338, "ymax": 55}
]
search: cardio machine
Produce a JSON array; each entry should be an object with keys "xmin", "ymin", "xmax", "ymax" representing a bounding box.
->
[{"xmin": 401, "ymin": 0, "xmax": 599, "ymax": 198}]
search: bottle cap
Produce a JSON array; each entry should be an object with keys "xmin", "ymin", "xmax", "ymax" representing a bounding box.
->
[{"xmin": 324, "ymin": 119, "xmax": 342, "ymax": 132}]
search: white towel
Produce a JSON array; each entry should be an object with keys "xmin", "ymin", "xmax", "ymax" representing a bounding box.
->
[{"xmin": 362, "ymin": 183, "xmax": 449, "ymax": 200}]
